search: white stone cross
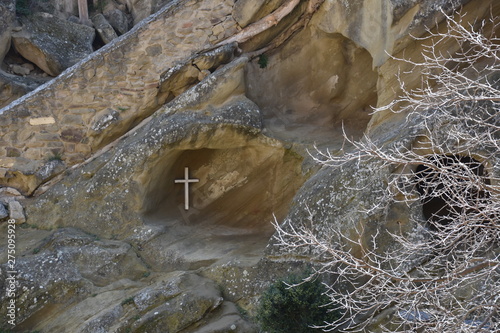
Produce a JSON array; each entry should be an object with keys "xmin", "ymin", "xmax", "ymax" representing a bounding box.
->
[{"xmin": 175, "ymin": 167, "xmax": 199, "ymax": 211}]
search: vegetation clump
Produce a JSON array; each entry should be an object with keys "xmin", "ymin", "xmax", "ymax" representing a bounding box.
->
[{"xmin": 257, "ymin": 271, "xmax": 341, "ymax": 333}]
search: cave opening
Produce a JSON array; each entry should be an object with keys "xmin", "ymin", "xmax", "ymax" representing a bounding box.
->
[
  {"xmin": 142, "ymin": 147, "xmax": 303, "ymax": 231},
  {"xmin": 136, "ymin": 145, "xmax": 305, "ymax": 268},
  {"xmin": 415, "ymin": 155, "xmax": 490, "ymax": 231}
]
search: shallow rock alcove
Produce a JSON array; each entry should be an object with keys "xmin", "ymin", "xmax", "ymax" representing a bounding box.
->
[
  {"xmin": 144, "ymin": 146, "xmax": 304, "ymax": 230},
  {"xmin": 136, "ymin": 144, "xmax": 305, "ymax": 269},
  {"xmin": 245, "ymin": 30, "xmax": 378, "ymax": 144}
]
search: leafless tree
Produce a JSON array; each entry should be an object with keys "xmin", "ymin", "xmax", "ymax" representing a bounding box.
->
[{"xmin": 272, "ymin": 10, "xmax": 500, "ymax": 333}]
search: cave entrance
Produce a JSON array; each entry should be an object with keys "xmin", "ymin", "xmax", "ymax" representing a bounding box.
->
[
  {"xmin": 415, "ymin": 155, "xmax": 490, "ymax": 230},
  {"xmin": 145, "ymin": 147, "xmax": 303, "ymax": 230},
  {"xmin": 138, "ymin": 145, "xmax": 305, "ymax": 267}
]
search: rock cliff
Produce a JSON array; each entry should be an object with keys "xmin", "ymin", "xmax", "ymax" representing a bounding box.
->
[{"xmin": 0, "ymin": 0, "xmax": 498, "ymax": 332}]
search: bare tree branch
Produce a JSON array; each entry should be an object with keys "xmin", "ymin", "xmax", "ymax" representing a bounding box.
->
[{"xmin": 273, "ymin": 9, "xmax": 500, "ymax": 333}]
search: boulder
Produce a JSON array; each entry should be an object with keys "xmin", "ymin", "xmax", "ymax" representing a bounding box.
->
[
  {"xmin": 0, "ymin": 186, "xmax": 25, "ymax": 204},
  {"xmin": 35, "ymin": 159, "xmax": 66, "ymax": 184},
  {"xmin": 10, "ymin": 64, "xmax": 30, "ymax": 76},
  {"xmin": 12, "ymin": 12, "xmax": 95, "ymax": 76},
  {"xmin": 0, "ymin": 70, "xmax": 50, "ymax": 108},
  {"xmin": 0, "ymin": 0, "xmax": 15, "ymax": 64},
  {"xmin": 0, "ymin": 224, "xmax": 255, "ymax": 332},
  {"xmin": 124, "ymin": 0, "xmax": 172, "ymax": 26},
  {"xmin": 17, "ymin": 0, "xmax": 74, "ymax": 18},
  {"xmin": 0, "ymin": 227, "xmax": 147, "ymax": 328},
  {"xmin": 8, "ymin": 199, "xmax": 25, "ymax": 223},
  {"xmin": 92, "ymin": 13, "xmax": 118, "ymax": 44},
  {"xmin": 0, "ymin": 203, "xmax": 7, "ymax": 220},
  {"xmin": 104, "ymin": 8, "xmax": 130, "ymax": 35}
]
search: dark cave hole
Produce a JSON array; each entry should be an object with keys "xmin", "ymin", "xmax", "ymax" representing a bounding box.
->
[{"xmin": 415, "ymin": 155, "xmax": 490, "ymax": 231}]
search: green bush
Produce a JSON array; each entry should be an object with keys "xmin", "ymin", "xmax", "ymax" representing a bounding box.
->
[
  {"xmin": 257, "ymin": 54, "xmax": 268, "ymax": 68},
  {"xmin": 257, "ymin": 272, "xmax": 341, "ymax": 333}
]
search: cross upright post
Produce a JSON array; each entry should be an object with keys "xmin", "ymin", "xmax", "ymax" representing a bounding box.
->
[{"xmin": 174, "ymin": 167, "xmax": 199, "ymax": 210}]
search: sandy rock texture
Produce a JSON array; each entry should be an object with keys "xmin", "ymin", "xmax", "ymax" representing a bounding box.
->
[{"xmin": 0, "ymin": 0, "xmax": 498, "ymax": 331}]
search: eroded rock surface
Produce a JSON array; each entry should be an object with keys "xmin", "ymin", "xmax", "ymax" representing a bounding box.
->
[
  {"xmin": 0, "ymin": 70, "xmax": 50, "ymax": 108},
  {"xmin": 0, "ymin": 226, "xmax": 257, "ymax": 332},
  {"xmin": 1, "ymin": 0, "xmax": 498, "ymax": 332},
  {"xmin": 92, "ymin": 13, "xmax": 119, "ymax": 44},
  {"xmin": 0, "ymin": 0, "xmax": 15, "ymax": 64}
]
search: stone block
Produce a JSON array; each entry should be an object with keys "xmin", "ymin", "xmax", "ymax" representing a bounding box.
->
[
  {"xmin": 25, "ymin": 140, "xmax": 45, "ymax": 148},
  {"xmin": 15, "ymin": 127, "xmax": 35, "ymax": 142},
  {"xmin": 62, "ymin": 114, "xmax": 84, "ymax": 126},
  {"xmin": 8, "ymin": 200, "xmax": 26, "ymax": 224},
  {"xmin": 0, "ymin": 203, "xmax": 8, "ymax": 220},
  {"xmin": 76, "ymin": 144, "xmax": 92, "ymax": 155},
  {"xmin": 146, "ymin": 44, "xmax": 162, "ymax": 56},
  {"xmin": 104, "ymin": 9, "xmax": 129, "ymax": 35},
  {"xmin": 29, "ymin": 117, "xmax": 56, "ymax": 125},
  {"xmin": 64, "ymin": 143, "xmax": 76, "ymax": 153},
  {"xmin": 23, "ymin": 148, "xmax": 41, "ymax": 160},
  {"xmin": 47, "ymin": 142, "xmax": 65, "ymax": 148},
  {"xmin": 38, "ymin": 133, "xmax": 60, "ymax": 141},
  {"xmin": 68, "ymin": 108, "xmax": 96, "ymax": 118},
  {"xmin": 92, "ymin": 13, "xmax": 119, "ymax": 45},
  {"xmin": 65, "ymin": 153, "xmax": 85, "ymax": 164},
  {"xmin": 60, "ymin": 127, "xmax": 85, "ymax": 143},
  {"xmin": 6, "ymin": 147, "xmax": 21, "ymax": 157}
]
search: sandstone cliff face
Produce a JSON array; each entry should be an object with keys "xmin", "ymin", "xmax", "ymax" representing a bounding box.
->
[{"xmin": 0, "ymin": 0, "xmax": 497, "ymax": 331}]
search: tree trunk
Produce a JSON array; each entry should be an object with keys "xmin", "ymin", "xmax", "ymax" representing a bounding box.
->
[
  {"xmin": 216, "ymin": 0, "xmax": 301, "ymax": 47},
  {"xmin": 78, "ymin": 0, "xmax": 90, "ymax": 25}
]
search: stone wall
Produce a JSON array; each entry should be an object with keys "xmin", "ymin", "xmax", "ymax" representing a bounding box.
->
[{"xmin": 0, "ymin": 0, "xmax": 238, "ymax": 194}]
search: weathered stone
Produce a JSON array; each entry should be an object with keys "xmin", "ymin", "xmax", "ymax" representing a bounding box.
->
[
  {"xmin": 29, "ymin": 116, "xmax": 56, "ymax": 125},
  {"xmin": 0, "ymin": 227, "xmax": 147, "ymax": 327},
  {"xmin": 129, "ymin": 0, "xmax": 153, "ymax": 25},
  {"xmin": 0, "ymin": 203, "xmax": 8, "ymax": 220},
  {"xmin": 21, "ymin": 62, "xmax": 35, "ymax": 71},
  {"xmin": 12, "ymin": 12, "xmax": 95, "ymax": 76},
  {"xmin": 90, "ymin": 109, "xmax": 120, "ymax": 134},
  {"xmin": 0, "ymin": 68, "xmax": 50, "ymax": 109},
  {"xmin": 232, "ymin": 0, "xmax": 281, "ymax": 28},
  {"xmin": 92, "ymin": 13, "xmax": 118, "ymax": 44},
  {"xmin": 0, "ymin": 186, "xmax": 24, "ymax": 198},
  {"xmin": 0, "ymin": 1, "xmax": 498, "ymax": 332},
  {"xmin": 8, "ymin": 199, "xmax": 25, "ymax": 223},
  {"xmin": 67, "ymin": 15, "xmax": 80, "ymax": 24},
  {"xmin": 35, "ymin": 159, "xmax": 66, "ymax": 184},
  {"xmin": 192, "ymin": 42, "xmax": 238, "ymax": 71},
  {"xmin": 130, "ymin": 274, "xmax": 224, "ymax": 332},
  {"xmin": 104, "ymin": 8, "xmax": 130, "ymax": 35},
  {"xmin": 0, "ymin": 0, "xmax": 15, "ymax": 64},
  {"xmin": 5, "ymin": 147, "xmax": 20, "ymax": 157},
  {"xmin": 10, "ymin": 64, "xmax": 31, "ymax": 76},
  {"xmin": 17, "ymin": 0, "xmax": 75, "ymax": 18},
  {"xmin": 246, "ymin": 31, "xmax": 377, "ymax": 144},
  {"xmin": 60, "ymin": 127, "xmax": 84, "ymax": 143}
]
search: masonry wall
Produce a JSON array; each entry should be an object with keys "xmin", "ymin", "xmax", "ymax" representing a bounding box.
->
[{"xmin": 0, "ymin": 0, "xmax": 237, "ymax": 178}]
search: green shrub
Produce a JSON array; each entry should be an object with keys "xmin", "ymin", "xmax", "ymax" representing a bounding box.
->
[
  {"xmin": 257, "ymin": 271, "xmax": 341, "ymax": 332},
  {"xmin": 258, "ymin": 54, "xmax": 269, "ymax": 68}
]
